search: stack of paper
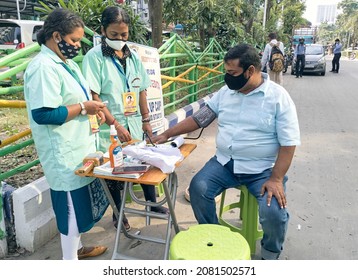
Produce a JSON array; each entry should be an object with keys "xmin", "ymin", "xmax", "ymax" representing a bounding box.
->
[{"xmin": 93, "ymin": 161, "xmax": 143, "ymax": 179}]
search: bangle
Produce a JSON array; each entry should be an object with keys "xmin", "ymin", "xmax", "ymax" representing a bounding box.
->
[
  {"xmin": 115, "ymin": 124, "xmax": 121, "ymax": 130},
  {"xmin": 142, "ymin": 117, "xmax": 150, "ymax": 123},
  {"xmin": 111, "ymin": 118, "xmax": 116, "ymax": 125}
]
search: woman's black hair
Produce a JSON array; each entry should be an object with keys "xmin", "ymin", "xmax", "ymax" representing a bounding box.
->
[
  {"xmin": 37, "ymin": 8, "xmax": 84, "ymax": 45},
  {"xmin": 224, "ymin": 44, "xmax": 261, "ymax": 71},
  {"xmin": 101, "ymin": 6, "xmax": 130, "ymax": 31}
]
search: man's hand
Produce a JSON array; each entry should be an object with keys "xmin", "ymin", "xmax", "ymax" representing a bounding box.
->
[
  {"xmin": 151, "ymin": 133, "xmax": 169, "ymax": 144},
  {"xmin": 260, "ymin": 179, "xmax": 287, "ymax": 209}
]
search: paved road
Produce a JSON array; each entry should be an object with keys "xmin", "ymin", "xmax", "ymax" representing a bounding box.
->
[
  {"xmin": 9, "ymin": 55, "xmax": 358, "ymax": 260},
  {"xmin": 280, "ymin": 56, "xmax": 358, "ymax": 260}
]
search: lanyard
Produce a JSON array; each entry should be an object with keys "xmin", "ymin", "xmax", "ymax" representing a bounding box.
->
[
  {"xmin": 61, "ymin": 63, "xmax": 89, "ymax": 101},
  {"xmin": 110, "ymin": 56, "xmax": 130, "ymax": 92}
]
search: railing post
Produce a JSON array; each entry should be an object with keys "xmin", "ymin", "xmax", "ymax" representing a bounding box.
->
[
  {"xmin": 208, "ymin": 39, "xmax": 214, "ymax": 91},
  {"xmin": 169, "ymin": 34, "xmax": 177, "ymax": 112},
  {"xmin": 188, "ymin": 58, "xmax": 198, "ymax": 104}
]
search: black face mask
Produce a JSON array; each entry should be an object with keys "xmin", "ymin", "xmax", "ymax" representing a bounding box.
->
[
  {"xmin": 224, "ymin": 70, "xmax": 249, "ymax": 91},
  {"xmin": 57, "ymin": 38, "xmax": 81, "ymax": 59}
]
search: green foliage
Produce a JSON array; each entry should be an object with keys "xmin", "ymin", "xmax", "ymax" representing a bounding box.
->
[
  {"xmin": 36, "ymin": 0, "xmax": 148, "ymax": 45},
  {"xmin": 163, "ymin": 0, "xmax": 248, "ymax": 50},
  {"xmin": 163, "ymin": 0, "xmax": 307, "ymax": 51},
  {"xmin": 316, "ymin": 22, "xmax": 337, "ymax": 45},
  {"xmin": 336, "ymin": 0, "xmax": 358, "ymax": 48}
]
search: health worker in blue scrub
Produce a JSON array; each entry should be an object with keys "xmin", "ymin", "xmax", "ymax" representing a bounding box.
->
[
  {"xmin": 82, "ymin": 6, "xmax": 168, "ymax": 231},
  {"xmin": 24, "ymin": 8, "xmax": 108, "ymax": 260}
]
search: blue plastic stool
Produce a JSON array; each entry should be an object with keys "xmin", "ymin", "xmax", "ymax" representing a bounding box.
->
[
  {"xmin": 218, "ymin": 185, "xmax": 263, "ymax": 254},
  {"xmin": 169, "ymin": 224, "xmax": 250, "ymax": 260}
]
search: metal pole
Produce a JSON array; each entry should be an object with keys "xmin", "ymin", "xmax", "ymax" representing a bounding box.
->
[
  {"xmin": 16, "ymin": 0, "xmax": 21, "ymax": 20},
  {"xmin": 263, "ymin": 0, "xmax": 268, "ymax": 30}
]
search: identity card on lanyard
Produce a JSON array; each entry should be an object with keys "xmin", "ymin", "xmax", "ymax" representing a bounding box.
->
[
  {"xmin": 111, "ymin": 57, "xmax": 138, "ymax": 116},
  {"xmin": 61, "ymin": 63, "xmax": 99, "ymax": 134}
]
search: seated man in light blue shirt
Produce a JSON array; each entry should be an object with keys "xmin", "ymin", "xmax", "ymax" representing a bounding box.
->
[{"xmin": 152, "ymin": 44, "xmax": 300, "ymax": 260}]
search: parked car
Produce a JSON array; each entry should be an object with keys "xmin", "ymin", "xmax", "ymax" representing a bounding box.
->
[
  {"xmin": 0, "ymin": 19, "xmax": 43, "ymax": 52},
  {"xmin": 291, "ymin": 44, "xmax": 326, "ymax": 76}
]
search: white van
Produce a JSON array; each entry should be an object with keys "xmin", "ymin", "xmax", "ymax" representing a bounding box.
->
[{"xmin": 0, "ymin": 19, "xmax": 43, "ymax": 51}]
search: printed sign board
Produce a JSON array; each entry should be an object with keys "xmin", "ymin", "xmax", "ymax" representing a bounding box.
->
[{"xmin": 127, "ymin": 42, "xmax": 165, "ymax": 134}]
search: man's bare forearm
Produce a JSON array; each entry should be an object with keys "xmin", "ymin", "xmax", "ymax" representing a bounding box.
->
[
  {"xmin": 163, "ymin": 117, "xmax": 200, "ymax": 138},
  {"xmin": 271, "ymin": 146, "xmax": 296, "ymax": 182}
]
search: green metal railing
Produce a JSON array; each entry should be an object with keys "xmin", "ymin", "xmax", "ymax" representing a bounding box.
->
[{"xmin": 0, "ymin": 32, "xmax": 226, "ymax": 183}]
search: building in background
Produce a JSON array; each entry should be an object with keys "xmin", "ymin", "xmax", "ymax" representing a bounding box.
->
[
  {"xmin": 128, "ymin": 0, "xmax": 149, "ymax": 24},
  {"xmin": 316, "ymin": 4, "xmax": 337, "ymax": 25}
]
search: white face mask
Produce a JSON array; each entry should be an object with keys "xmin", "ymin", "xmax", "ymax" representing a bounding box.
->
[{"xmin": 105, "ymin": 37, "xmax": 127, "ymax": 51}]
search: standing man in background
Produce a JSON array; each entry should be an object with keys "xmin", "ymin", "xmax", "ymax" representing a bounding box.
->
[
  {"xmin": 294, "ymin": 37, "xmax": 306, "ymax": 78},
  {"xmin": 261, "ymin": 32, "xmax": 285, "ymax": 86},
  {"xmin": 331, "ymin": 38, "xmax": 342, "ymax": 73}
]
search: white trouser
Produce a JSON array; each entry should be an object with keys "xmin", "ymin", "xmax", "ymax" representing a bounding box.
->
[{"xmin": 60, "ymin": 192, "xmax": 82, "ymax": 260}]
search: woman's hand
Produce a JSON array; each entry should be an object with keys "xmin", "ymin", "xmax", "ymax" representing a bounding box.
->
[
  {"xmin": 142, "ymin": 123, "xmax": 152, "ymax": 137},
  {"xmin": 96, "ymin": 111, "xmax": 106, "ymax": 125},
  {"xmin": 115, "ymin": 125, "xmax": 132, "ymax": 143},
  {"xmin": 83, "ymin": 100, "xmax": 106, "ymax": 115}
]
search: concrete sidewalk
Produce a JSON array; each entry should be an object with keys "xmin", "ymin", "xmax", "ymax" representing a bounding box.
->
[
  {"xmin": 7, "ymin": 122, "xmax": 240, "ymax": 260},
  {"xmin": 8, "ymin": 57, "xmax": 358, "ymax": 260}
]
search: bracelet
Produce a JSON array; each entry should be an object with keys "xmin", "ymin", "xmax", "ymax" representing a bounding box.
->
[
  {"xmin": 142, "ymin": 117, "xmax": 150, "ymax": 123},
  {"xmin": 111, "ymin": 118, "xmax": 116, "ymax": 125},
  {"xmin": 115, "ymin": 124, "xmax": 121, "ymax": 130}
]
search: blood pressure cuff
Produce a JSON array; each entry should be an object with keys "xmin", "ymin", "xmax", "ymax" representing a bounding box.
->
[{"xmin": 192, "ymin": 105, "xmax": 217, "ymax": 128}]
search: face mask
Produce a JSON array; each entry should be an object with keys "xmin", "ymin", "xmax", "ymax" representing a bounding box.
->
[
  {"xmin": 57, "ymin": 39, "xmax": 81, "ymax": 59},
  {"xmin": 299, "ymin": 41, "xmax": 304, "ymax": 44},
  {"xmin": 105, "ymin": 37, "xmax": 127, "ymax": 51},
  {"xmin": 224, "ymin": 71, "xmax": 249, "ymax": 91}
]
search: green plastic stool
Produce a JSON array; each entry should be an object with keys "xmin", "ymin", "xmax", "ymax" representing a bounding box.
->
[
  {"xmin": 218, "ymin": 185, "xmax": 263, "ymax": 254},
  {"xmin": 125, "ymin": 183, "xmax": 164, "ymax": 203},
  {"xmin": 169, "ymin": 224, "xmax": 250, "ymax": 260}
]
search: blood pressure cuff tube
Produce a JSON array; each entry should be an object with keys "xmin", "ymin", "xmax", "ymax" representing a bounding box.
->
[{"xmin": 192, "ymin": 105, "xmax": 217, "ymax": 128}]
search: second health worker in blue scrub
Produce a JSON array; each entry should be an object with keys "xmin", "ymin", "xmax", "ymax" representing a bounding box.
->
[{"xmin": 82, "ymin": 6, "xmax": 168, "ymax": 231}]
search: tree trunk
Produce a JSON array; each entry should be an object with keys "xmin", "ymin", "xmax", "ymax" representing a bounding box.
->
[
  {"xmin": 245, "ymin": 0, "xmax": 255, "ymax": 33},
  {"xmin": 148, "ymin": 0, "xmax": 163, "ymax": 48},
  {"xmin": 199, "ymin": 27, "xmax": 205, "ymax": 50}
]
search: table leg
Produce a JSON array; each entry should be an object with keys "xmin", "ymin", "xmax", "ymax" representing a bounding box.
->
[{"xmin": 163, "ymin": 172, "xmax": 180, "ymax": 234}]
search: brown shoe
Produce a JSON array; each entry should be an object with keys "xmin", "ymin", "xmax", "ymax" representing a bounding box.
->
[{"xmin": 77, "ymin": 246, "xmax": 107, "ymax": 260}]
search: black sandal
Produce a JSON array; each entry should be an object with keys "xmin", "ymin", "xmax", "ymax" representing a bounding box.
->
[{"xmin": 151, "ymin": 206, "xmax": 169, "ymax": 214}]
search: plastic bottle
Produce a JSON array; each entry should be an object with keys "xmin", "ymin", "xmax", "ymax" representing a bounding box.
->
[{"xmin": 109, "ymin": 125, "xmax": 123, "ymax": 168}]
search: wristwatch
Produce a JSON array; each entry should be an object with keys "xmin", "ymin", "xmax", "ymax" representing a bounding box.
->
[{"xmin": 79, "ymin": 102, "xmax": 87, "ymax": 115}]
